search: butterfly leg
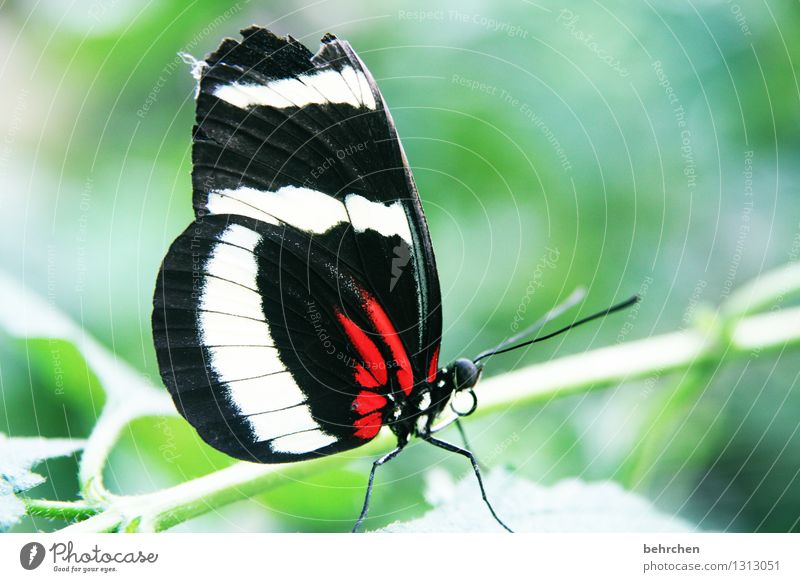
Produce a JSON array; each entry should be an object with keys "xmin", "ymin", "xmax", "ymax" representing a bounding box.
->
[
  {"xmin": 429, "ymin": 417, "xmax": 489, "ymax": 472},
  {"xmin": 451, "ymin": 417, "xmax": 490, "ymax": 473},
  {"xmin": 421, "ymin": 434, "xmax": 513, "ymax": 532},
  {"xmin": 352, "ymin": 443, "xmax": 405, "ymax": 533}
]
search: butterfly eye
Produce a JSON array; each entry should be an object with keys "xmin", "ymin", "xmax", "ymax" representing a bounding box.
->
[{"xmin": 452, "ymin": 358, "xmax": 480, "ymax": 391}]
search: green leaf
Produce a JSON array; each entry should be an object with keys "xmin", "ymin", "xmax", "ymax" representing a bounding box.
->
[
  {"xmin": 378, "ymin": 469, "xmax": 695, "ymax": 532},
  {"xmin": 0, "ymin": 433, "xmax": 86, "ymax": 530},
  {"xmin": 0, "ymin": 271, "xmax": 166, "ymax": 404},
  {"xmin": 0, "ymin": 270, "xmax": 174, "ymax": 503}
]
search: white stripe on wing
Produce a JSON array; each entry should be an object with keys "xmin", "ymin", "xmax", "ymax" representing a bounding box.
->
[
  {"xmin": 213, "ymin": 66, "xmax": 376, "ymax": 110},
  {"xmin": 206, "ymin": 186, "xmax": 414, "ymax": 246},
  {"xmin": 198, "ymin": 223, "xmax": 332, "ymax": 449}
]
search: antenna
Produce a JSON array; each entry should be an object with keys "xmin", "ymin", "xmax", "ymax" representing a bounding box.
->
[
  {"xmin": 473, "ymin": 287, "xmax": 587, "ymax": 362},
  {"xmin": 473, "ymin": 294, "xmax": 640, "ymax": 363}
]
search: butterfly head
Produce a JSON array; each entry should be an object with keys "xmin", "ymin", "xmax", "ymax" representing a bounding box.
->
[
  {"xmin": 434, "ymin": 358, "xmax": 482, "ymax": 419},
  {"xmin": 451, "ymin": 358, "xmax": 482, "ymax": 392}
]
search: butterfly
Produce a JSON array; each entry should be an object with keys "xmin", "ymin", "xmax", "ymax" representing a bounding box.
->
[{"xmin": 152, "ymin": 27, "xmax": 636, "ymax": 532}]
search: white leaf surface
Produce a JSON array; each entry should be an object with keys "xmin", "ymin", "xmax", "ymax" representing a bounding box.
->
[
  {"xmin": 380, "ymin": 470, "xmax": 696, "ymax": 532},
  {"xmin": 0, "ymin": 433, "xmax": 86, "ymax": 529}
]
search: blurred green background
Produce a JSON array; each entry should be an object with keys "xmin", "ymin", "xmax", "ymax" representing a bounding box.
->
[{"xmin": 1, "ymin": 0, "xmax": 799, "ymax": 532}]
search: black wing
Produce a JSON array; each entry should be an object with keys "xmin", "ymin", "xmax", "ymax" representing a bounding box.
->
[{"xmin": 152, "ymin": 28, "xmax": 441, "ymax": 462}]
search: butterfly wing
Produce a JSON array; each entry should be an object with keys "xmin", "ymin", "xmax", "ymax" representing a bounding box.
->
[{"xmin": 152, "ymin": 28, "xmax": 442, "ymax": 462}]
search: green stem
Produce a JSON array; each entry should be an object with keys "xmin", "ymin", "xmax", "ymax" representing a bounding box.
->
[
  {"xmin": 25, "ymin": 499, "xmax": 98, "ymax": 521},
  {"xmin": 65, "ymin": 440, "xmax": 388, "ymax": 532},
  {"xmin": 474, "ymin": 304, "xmax": 800, "ymax": 415},
  {"xmin": 723, "ymin": 262, "xmax": 800, "ymax": 318},
  {"xmin": 79, "ymin": 394, "xmax": 175, "ymax": 505}
]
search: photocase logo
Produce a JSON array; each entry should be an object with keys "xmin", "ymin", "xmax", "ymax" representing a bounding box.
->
[
  {"xmin": 390, "ymin": 241, "xmax": 411, "ymax": 291},
  {"xmin": 20, "ymin": 542, "xmax": 46, "ymax": 570}
]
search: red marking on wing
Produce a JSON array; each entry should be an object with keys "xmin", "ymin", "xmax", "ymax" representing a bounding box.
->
[
  {"xmin": 333, "ymin": 286, "xmax": 418, "ymax": 440},
  {"xmin": 427, "ymin": 346, "xmax": 440, "ymax": 383},
  {"xmin": 353, "ymin": 390, "xmax": 387, "ymax": 415},
  {"xmin": 334, "ymin": 307, "xmax": 387, "ymax": 439},
  {"xmin": 354, "ymin": 363, "xmax": 381, "ymax": 388},
  {"xmin": 360, "ymin": 290, "xmax": 414, "ymax": 396},
  {"xmin": 354, "ymin": 412, "xmax": 383, "ymax": 439},
  {"xmin": 335, "ymin": 310, "xmax": 387, "ymax": 386}
]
